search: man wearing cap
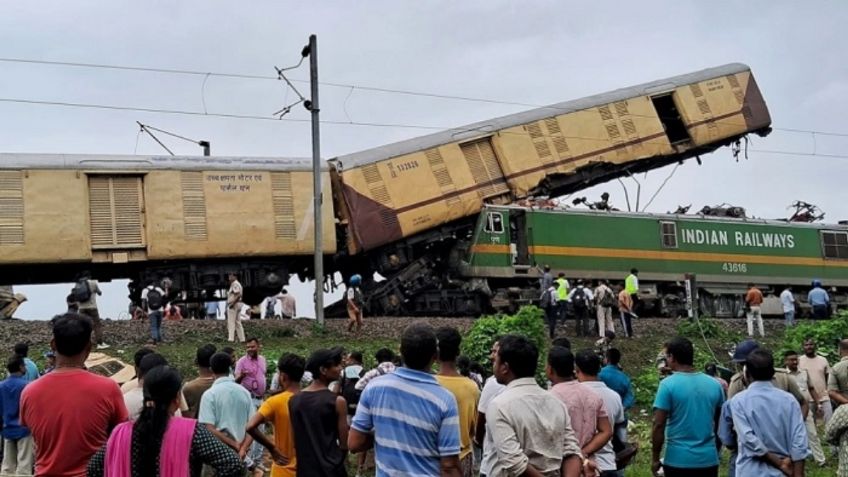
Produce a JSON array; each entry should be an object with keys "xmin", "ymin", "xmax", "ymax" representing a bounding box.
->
[{"xmin": 727, "ymin": 341, "xmax": 808, "ymax": 410}]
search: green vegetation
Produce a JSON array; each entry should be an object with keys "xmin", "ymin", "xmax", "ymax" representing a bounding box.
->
[
  {"xmin": 782, "ymin": 310, "xmax": 848, "ymax": 361},
  {"xmin": 461, "ymin": 306, "xmax": 547, "ymax": 384}
]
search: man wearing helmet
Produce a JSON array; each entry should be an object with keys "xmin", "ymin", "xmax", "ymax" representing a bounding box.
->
[{"xmin": 347, "ymin": 275, "xmax": 364, "ymax": 333}]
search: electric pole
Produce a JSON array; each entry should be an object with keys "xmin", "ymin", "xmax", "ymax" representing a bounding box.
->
[{"xmin": 304, "ymin": 34, "xmax": 324, "ymax": 324}]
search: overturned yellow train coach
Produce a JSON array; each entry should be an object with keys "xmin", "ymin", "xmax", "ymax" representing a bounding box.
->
[
  {"xmin": 331, "ymin": 63, "xmax": 771, "ymax": 254},
  {"xmin": 0, "ymin": 154, "xmax": 335, "ymax": 287}
]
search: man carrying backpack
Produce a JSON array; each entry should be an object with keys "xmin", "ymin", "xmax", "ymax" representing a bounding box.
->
[
  {"xmin": 141, "ymin": 281, "xmax": 167, "ymax": 344},
  {"xmin": 594, "ymin": 279, "xmax": 616, "ymax": 337},
  {"xmin": 540, "ymin": 281, "xmax": 560, "ymax": 339},
  {"xmin": 72, "ymin": 272, "xmax": 107, "ymax": 349},
  {"xmin": 568, "ymin": 279, "xmax": 594, "ymax": 337}
]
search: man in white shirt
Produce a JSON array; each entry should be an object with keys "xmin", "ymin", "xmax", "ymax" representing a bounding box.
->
[
  {"xmin": 226, "ymin": 273, "xmax": 245, "ymax": 343},
  {"xmin": 141, "ymin": 281, "xmax": 166, "ymax": 344},
  {"xmin": 780, "ymin": 286, "xmax": 796, "ymax": 327},
  {"xmin": 486, "ymin": 335, "xmax": 584, "ymax": 477},
  {"xmin": 475, "ymin": 341, "xmax": 506, "ymax": 477},
  {"xmin": 575, "ymin": 349, "xmax": 627, "ymax": 477}
]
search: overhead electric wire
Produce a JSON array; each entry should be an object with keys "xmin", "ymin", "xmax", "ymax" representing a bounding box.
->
[
  {"xmin": 6, "ymin": 55, "xmax": 848, "ymax": 139},
  {"xmin": 0, "ymin": 96, "xmax": 445, "ymax": 130}
]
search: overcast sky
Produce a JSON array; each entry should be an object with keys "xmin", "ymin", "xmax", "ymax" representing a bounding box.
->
[{"xmin": 3, "ymin": 1, "xmax": 847, "ymax": 320}]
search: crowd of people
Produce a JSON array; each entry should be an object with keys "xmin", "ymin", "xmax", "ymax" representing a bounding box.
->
[
  {"xmin": 538, "ymin": 266, "xmax": 640, "ymax": 340},
  {"xmin": 0, "ymin": 311, "xmax": 647, "ymax": 477},
  {"xmin": 1, "ymin": 297, "xmax": 847, "ymax": 476}
]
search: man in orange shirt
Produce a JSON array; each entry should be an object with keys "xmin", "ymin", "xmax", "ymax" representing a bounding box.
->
[
  {"xmin": 745, "ymin": 283, "xmax": 765, "ymax": 337},
  {"xmin": 245, "ymin": 353, "xmax": 305, "ymax": 477},
  {"xmin": 435, "ymin": 327, "xmax": 481, "ymax": 476}
]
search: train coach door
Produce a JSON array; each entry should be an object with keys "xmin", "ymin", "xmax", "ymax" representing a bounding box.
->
[
  {"xmin": 510, "ymin": 209, "xmax": 530, "ymax": 268},
  {"xmin": 87, "ymin": 175, "xmax": 147, "ymax": 262},
  {"xmin": 651, "ymin": 93, "xmax": 691, "ymax": 146}
]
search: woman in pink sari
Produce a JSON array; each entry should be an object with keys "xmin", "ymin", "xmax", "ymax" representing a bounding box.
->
[{"xmin": 87, "ymin": 365, "xmax": 243, "ymax": 477}]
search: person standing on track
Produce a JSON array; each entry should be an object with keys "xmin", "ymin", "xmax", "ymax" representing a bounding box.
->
[
  {"xmin": 568, "ymin": 280, "xmax": 593, "ymax": 337},
  {"xmin": 141, "ymin": 280, "xmax": 167, "ymax": 344},
  {"xmin": 808, "ymin": 280, "xmax": 831, "ymax": 320},
  {"xmin": 73, "ymin": 271, "xmax": 108, "ymax": 349},
  {"xmin": 744, "ymin": 283, "xmax": 765, "ymax": 337},
  {"xmin": 594, "ymin": 280, "xmax": 615, "ymax": 337},
  {"xmin": 226, "ymin": 272, "xmax": 245, "ymax": 343},
  {"xmin": 347, "ymin": 274, "xmax": 364, "ymax": 333},
  {"xmin": 624, "ymin": 269, "xmax": 639, "ymax": 313},
  {"xmin": 617, "ymin": 285, "xmax": 635, "ymax": 338}
]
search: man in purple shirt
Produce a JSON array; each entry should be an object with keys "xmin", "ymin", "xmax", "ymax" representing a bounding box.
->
[{"xmin": 235, "ymin": 337, "xmax": 267, "ymax": 472}]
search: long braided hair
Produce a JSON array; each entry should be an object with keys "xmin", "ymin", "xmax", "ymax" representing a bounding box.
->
[{"xmin": 133, "ymin": 365, "xmax": 183, "ymax": 475}]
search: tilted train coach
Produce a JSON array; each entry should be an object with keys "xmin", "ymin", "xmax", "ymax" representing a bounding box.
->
[{"xmin": 0, "ymin": 63, "xmax": 773, "ymax": 314}]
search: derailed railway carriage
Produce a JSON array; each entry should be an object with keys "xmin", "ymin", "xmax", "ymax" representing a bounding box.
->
[
  {"xmin": 0, "ymin": 155, "xmax": 335, "ymax": 305},
  {"xmin": 461, "ymin": 206, "xmax": 848, "ymax": 317},
  {"xmin": 0, "ymin": 63, "xmax": 776, "ymax": 315}
]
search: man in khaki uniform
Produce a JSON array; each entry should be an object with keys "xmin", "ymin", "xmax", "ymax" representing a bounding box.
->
[
  {"xmin": 828, "ymin": 339, "xmax": 848, "ymax": 407},
  {"xmin": 226, "ymin": 272, "xmax": 245, "ymax": 343},
  {"xmin": 727, "ymin": 340, "xmax": 808, "ymax": 417}
]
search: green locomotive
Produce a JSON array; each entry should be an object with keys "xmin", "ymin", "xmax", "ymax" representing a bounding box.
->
[{"xmin": 459, "ymin": 205, "xmax": 848, "ymax": 317}]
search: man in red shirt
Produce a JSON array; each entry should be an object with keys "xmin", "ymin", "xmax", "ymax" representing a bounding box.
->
[{"xmin": 21, "ymin": 313, "xmax": 128, "ymax": 476}]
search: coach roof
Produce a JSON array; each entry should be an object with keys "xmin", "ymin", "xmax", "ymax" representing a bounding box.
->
[{"xmin": 0, "ymin": 153, "xmax": 324, "ymax": 172}]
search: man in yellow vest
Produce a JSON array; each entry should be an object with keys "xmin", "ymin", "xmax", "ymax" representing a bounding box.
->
[
  {"xmin": 625, "ymin": 269, "xmax": 639, "ymax": 313},
  {"xmin": 555, "ymin": 273, "xmax": 570, "ymax": 323}
]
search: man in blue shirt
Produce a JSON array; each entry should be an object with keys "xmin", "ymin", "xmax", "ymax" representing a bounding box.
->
[
  {"xmin": 652, "ymin": 337, "xmax": 724, "ymax": 477},
  {"xmin": 730, "ymin": 348, "xmax": 808, "ymax": 476},
  {"xmin": 599, "ymin": 348, "xmax": 635, "ymax": 411},
  {"xmin": 808, "ymin": 280, "xmax": 830, "ymax": 319},
  {"xmin": 13, "ymin": 343, "xmax": 38, "ymax": 382},
  {"xmin": 0, "ymin": 354, "xmax": 33, "ymax": 474},
  {"xmin": 349, "ymin": 323, "xmax": 462, "ymax": 476}
]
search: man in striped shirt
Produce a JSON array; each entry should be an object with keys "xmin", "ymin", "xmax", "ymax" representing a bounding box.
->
[{"xmin": 349, "ymin": 323, "xmax": 462, "ymax": 476}]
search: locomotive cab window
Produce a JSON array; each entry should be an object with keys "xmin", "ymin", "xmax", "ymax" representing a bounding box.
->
[
  {"xmin": 822, "ymin": 231, "xmax": 848, "ymax": 259},
  {"xmin": 660, "ymin": 221, "xmax": 678, "ymax": 249},
  {"xmin": 484, "ymin": 212, "xmax": 504, "ymax": 234}
]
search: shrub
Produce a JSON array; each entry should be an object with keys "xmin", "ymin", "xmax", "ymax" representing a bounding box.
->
[
  {"xmin": 460, "ymin": 306, "xmax": 547, "ymax": 384},
  {"xmin": 782, "ymin": 310, "xmax": 848, "ymax": 362}
]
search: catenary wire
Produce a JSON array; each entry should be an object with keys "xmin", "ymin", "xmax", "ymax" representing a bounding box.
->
[
  {"xmin": 4, "ymin": 56, "xmax": 848, "ymax": 139},
  {"xmin": 3, "ymin": 96, "xmax": 848, "ymax": 158}
]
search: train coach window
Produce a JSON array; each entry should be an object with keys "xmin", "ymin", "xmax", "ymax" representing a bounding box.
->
[
  {"xmin": 485, "ymin": 212, "xmax": 504, "ymax": 234},
  {"xmin": 822, "ymin": 231, "xmax": 848, "ymax": 259},
  {"xmin": 660, "ymin": 221, "xmax": 678, "ymax": 249}
]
